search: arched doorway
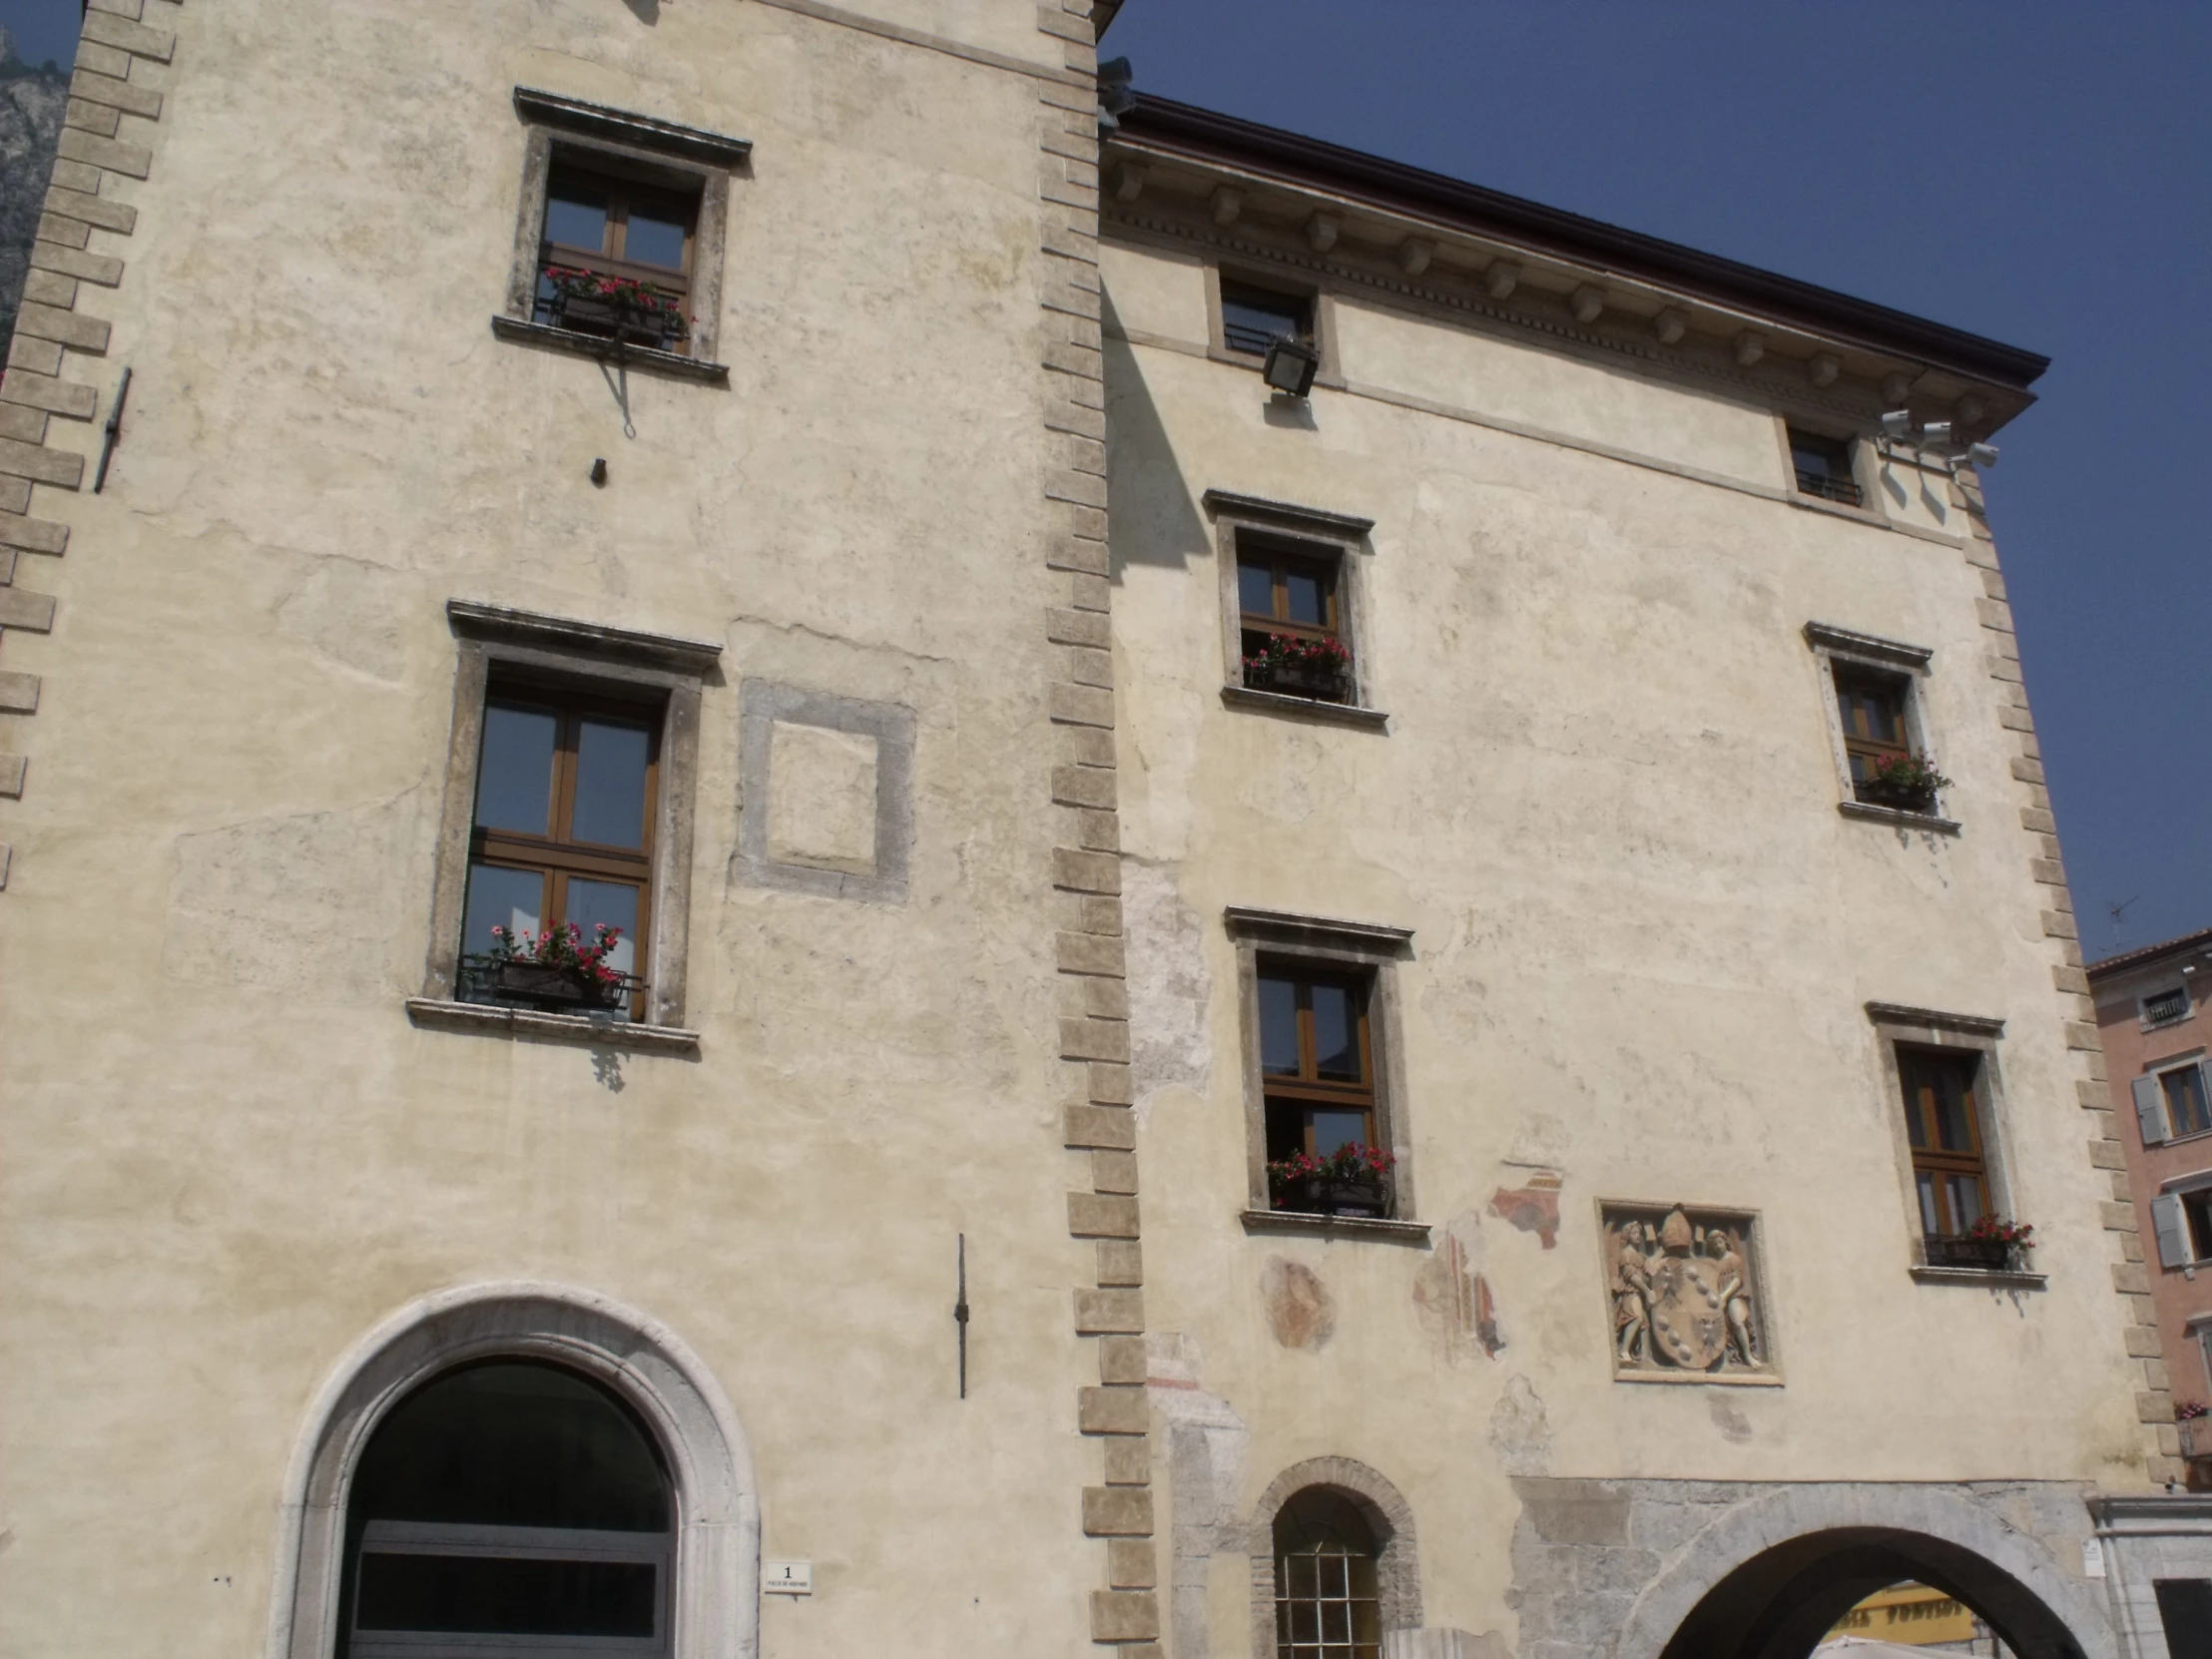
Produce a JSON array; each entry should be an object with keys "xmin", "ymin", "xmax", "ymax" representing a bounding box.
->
[
  {"xmin": 339, "ymin": 1361, "xmax": 674, "ymax": 1657},
  {"xmin": 268, "ymin": 1281, "xmax": 759, "ymax": 1659},
  {"xmin": 1658, "ymin": 1527, "xmax": 2087, "ymax": 1659}
]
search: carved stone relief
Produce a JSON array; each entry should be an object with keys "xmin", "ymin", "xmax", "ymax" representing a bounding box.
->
[{"xmin": 1602, "ymin": 1203, "xmax": 1774, "ymax": 1382}]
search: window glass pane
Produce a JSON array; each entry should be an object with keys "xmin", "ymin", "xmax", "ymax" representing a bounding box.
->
[
  {"xmin": 1239, "ymin": 559, "xmax": 1276, "ymax": 618},
  {"xmin": 1259, "ymin": 977, "xmax": 1300, "ymax": 1074},
  {"xmin": 544, "ymin": 187, "xmax": 611, "ymax": 254},
  {"xmin": 2165, "ymin": 1068, "xmax": 2212, "ymax": 1138},
  {"xmin": 1221, "ymin": 287, "xmax": 1306, "ymax": 355},
  {"xmin": 355, "ymin": 1553, "xmax": 656, "ymax": 1637},
  {"xmin": 1310, "ymin": 1109, "xmax": 1369, "ymax": 1158},
  {"xmin": 1284, "ymin": 569, "xmax": 1325, "ymax": 627},
  {"xmin": 351, "ymin": 1363, "xmax": 670, "ymax": 1531},
  {"xmin": 1932, "ymin": 1071, "xmax": 1976, "ymax": 1152},
  {"xmin": 475, "ymin": 705, "xmax": 558, "ymax": 833},
  {"xmin": 462, "ymin": 864, "xmax": 544, "ymax": 958},
  {"xmin": 1902, "ymin": 1084, "xmax": 1929, "ymax": 1148},
  {"xmin": 570, "ymin": 718, "xmax": 652, "ymax": 848},
  {"xmin": 624, "ymin": 211, "xmax": 688, "ymax": 271},
  {"xmin": 1311, "ymin": 983, "xmax": 1358, "ymax": 1078},
  {"xmin": 564, "ymin": 880, "xmax": 640, "ymax": 977},
  {"xmin": 1322, "ymin": 1601, "xmax": 1351, "ymax": 1643},
  {"xmin": 1917, "ymin": 1171, "xmax": 1939, "ymax": 1235},
  {"xmin": 1946, "ymin": 1173, "xmax": 1986, "ymax": 1230}
]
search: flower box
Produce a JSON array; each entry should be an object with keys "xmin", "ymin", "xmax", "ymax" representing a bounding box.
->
[
  {"xmin": 1855, "ymin": 777, "xmax": 1940, "ymax": 814},
  {"xmin": 2180, "ymin": 1416, "xmax": 2212, "ymax": 1461},
  {"xmin": 459, "ymin": 922, "xmax": 639, "ymax": 1017},
  {"xmin": 1245, "ymin": 661, "xmax": 1350, "ymax": 703},
  {"xmin": 1273, "ymin": 1175, "xmax": 1392, "ymax": 1220},
  {"xmin": 1923, "ymin": 1234, "xmax": 2018, "ymax": 1272},
  {"xmin": 546, "ymin": 289, "xmax": 685, "ymax": 351}
]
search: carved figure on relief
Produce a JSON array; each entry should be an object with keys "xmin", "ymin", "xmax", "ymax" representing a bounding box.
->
[{"xmin": 1604, "ymin": 1205, "xmax": 1770, "ymax": 1379}]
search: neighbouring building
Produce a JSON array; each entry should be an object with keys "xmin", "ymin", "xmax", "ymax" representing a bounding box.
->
[
  {"xmin": 0, "ymin": 2, "xmax": 2204, "ymax": 1656},
  {"xmin": 2094, "ymin": 929, "xmax": 2212, "ymax": 1468}
]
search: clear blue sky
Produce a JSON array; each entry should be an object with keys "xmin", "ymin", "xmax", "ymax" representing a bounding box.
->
[{"xmin": 6, "ymin": 0, "xmax": 2205, "ymax": 956}]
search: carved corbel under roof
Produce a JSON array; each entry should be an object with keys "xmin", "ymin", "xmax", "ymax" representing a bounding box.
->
[{"xmin": 1102, "ymin": 96, "xmax": 2045, "ymax": 442}]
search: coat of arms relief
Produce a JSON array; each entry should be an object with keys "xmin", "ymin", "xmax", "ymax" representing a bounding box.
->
[{"xmin": 1604, "ymin": 1203, "xmax": 1774, "ymax": 1382}]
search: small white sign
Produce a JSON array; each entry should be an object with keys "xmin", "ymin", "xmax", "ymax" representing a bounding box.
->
[
  {"xmin": 764, "ymin": 1560, "xmax": 814, "ymax": 1596},
  {"xmin": 2081, "ymin": 1536, "xmax": 2105, "ymax": 1579}
]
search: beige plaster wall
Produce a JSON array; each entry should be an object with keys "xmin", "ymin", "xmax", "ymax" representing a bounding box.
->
[
  {"xmin": 1099, "ymin": 237, "xmax": 2145, "ymax": 1651},
  {"xmin": 0, "ymin": 1, "xmax": 1099, "ymax": 1655}
]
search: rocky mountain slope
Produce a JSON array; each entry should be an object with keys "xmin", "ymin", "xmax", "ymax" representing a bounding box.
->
[{"xmin": 0, "ymin": 27, "xmax": 72, "ymax": 362}]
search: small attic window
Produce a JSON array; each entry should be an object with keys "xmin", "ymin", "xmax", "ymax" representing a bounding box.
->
[
  {"xmin": 1221, "ymin": 280, "xmax": 1313, "ymax": 358},
  {"xmin": 1788, "ymin": 428, "xmax": 1863, "ymax": 507}
]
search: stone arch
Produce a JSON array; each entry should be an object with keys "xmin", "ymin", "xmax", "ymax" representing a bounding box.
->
[
  {"xmin": 1617, "ymin": 1484, "xmax": 2113, "ymax": 1659},
  {"xmin": 1247, "ymin": 1456, "xmax": 1421, "ymax": 1658},
  {"xmin": 263, "ymin": 1281, "xmax": 760, "ymax": 1659}
]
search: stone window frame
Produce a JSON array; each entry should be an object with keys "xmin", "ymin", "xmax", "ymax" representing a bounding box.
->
[
  {"xmin": 734, "ymin": 680, "xmax": 916, "ymax": 906},
  {"xmin": 491, "ymin": 88, "xmax": 750, "ymax": 384},
  {"xmin": 1227, "ymin": 906, "xmax": 1425, "ymax": 1242},
  {"xmin": 1205, "ymin": 490, "xmax": 1388, "ymax": 733},
  {"xmin": 1863, "ymin": 1002, "xmax": 2043, "ymax": 1287},
  {"xmin": 266, "ymin": 1281, "xmax": 759, "ymax": 1659},
  {"xmin": 1803, "ymin": 621, "xmax": 1956, "ymax": 834},
  {"xmin": 1773, "ymin": 414, "xmax": 1884, "ymax": 527},
  {"xmin": 410, "ymin": 601, "xmax": 719, "ymax": 1053},
  {"xmin": 1245, "ymin": 1457, "xmax": 1421, "ymax": 1659},
  {"xmin": 1204, "ymin": 258, "xmax": 1345, "ymax": 390}
]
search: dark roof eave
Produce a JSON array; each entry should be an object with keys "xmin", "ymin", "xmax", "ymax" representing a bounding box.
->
[
  {"xmin": 1117, "ymin": 95, "xmax": 2050, "ymax": 392},
  {"xmin": 2087, "ymin": 925, "xmax": 2212, "ymax": 980}
]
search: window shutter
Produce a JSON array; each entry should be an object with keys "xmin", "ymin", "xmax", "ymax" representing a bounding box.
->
[
  {"xmin": 2136, "ymin": 1074, "xmax": 2172, "ymax": 1145},
  {"xmin": 2153, "ymin": 1193, "xmax": 2192, "ymax": 1268}
]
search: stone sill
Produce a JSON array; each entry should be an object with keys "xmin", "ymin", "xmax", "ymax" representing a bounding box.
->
[
  {"xmin": 489, "ymin": 316, "xmax": 730, "ymax": 384},
  {"xmin": 1613, "ymin": 1369, "xmax": 1785, "ymax": 1388},
  {"xmin": 1839, "ymin": 800, "xmax": 1960, "ymax": 835},
  {"xmin": 405, "ymin": 997, "xmax": 701, "ymax": 1056},
  {"xmin": 1220, "ymin": 686, "xmax": 1390, "ymax": 731},
  {"xmin": 1910, "ymin": 1265, "xmax": 2047, "ymax": 1290},
  {"xmin": 1787, "ymin": 490, "xmax": 1890, "ymax": 531},
  {"xmin": 1240, "ymin": 1209, "xmax": 1430, "ymax": 1245}
]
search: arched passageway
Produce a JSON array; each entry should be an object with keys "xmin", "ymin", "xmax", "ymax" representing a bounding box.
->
[{"xmin": 1658, "ymin": 1526, "xmax": 2088, "ymax": 1659}]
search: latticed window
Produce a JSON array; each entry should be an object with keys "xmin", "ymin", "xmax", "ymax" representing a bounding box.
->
[{"xmin": 1274, "ymin": 1488, "xmax": 1382, "ymax": 1659}]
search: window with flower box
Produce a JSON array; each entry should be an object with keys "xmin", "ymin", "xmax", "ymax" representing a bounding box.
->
[
  {"xmin": 533, "ymin": 165, "xmax": 699, "ymax": 354},
  {"xmin": 1239, "ymin": 542, "xmax": 1353, "ymax": 705},
  {"xmin": 494, "ymin": 88, "xmax": 749, "ymax": 379},
  {"xmin": 460, "ymin": 683, "xmax": 660, "ymax": 1023},
  {"xmin": 1229, "ymin": 907, "xmax": 1418, "ymax": 1233},
  {"xmin": 1805, "ymin": 623, "xmax": 1951, "ymax": 827},
  {"xmin": 412, "ymin": 602, "xmax": 719, "ymax": 1050}
]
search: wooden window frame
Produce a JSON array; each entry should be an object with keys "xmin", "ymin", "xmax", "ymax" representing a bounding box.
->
[
  {"xmin": 1896, "ymin": 1045, "xmax": 1992, "ymax": 1238},
  {"xmin": 349, "ymin": 1519, "xmax": 671, "ymax": 1659},
  {"xmin": 1804, "ymin": 623, "xmax": 1951, "ymax": 830},
  {"xmin": 1864, "ymin": 1003, "xmax": 2022, "ymax": 1279},
  {"xmin": 1237, "ymin": 538, "xmax": 1353, "ymax": 706},
  {"xmin": 1228, "ymin": 907, "xmax": 1418, "ymax": 1229},
  {"xmin": 420, "ymin": 603, "xmax": 721, "ymax": 1038},
  {"xmin": 534, "ymin": 161, "xmax": 701, "ymax": 353},
  {"xmin": 466, "ymin": 678, "xmax": 664, "ymax": 1022},
  {"xmin": 498, "ymin": 88, "xmax": 750, "ymax": 376},
  {"xmin": 1256, "ymin": 959, "xmax": 1380, "ymax": 1164},
  {"xmin": 1207, "ymin": 492, "xmax": 1382, "ymax": 725}
]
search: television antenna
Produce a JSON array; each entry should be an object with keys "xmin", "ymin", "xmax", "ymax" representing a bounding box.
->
[{"xmin": 2107, "ymin": 895, "xmax": 2141, "ymax": 951}]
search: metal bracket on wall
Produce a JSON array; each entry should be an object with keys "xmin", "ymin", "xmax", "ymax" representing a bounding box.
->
[
  {"xmin": 955, "ymin": 1233, "xmax": 970, "ymax": 1398},
  {"xmin": 93, "ymin": 366, "xmax": 131, "ymax": 494}
]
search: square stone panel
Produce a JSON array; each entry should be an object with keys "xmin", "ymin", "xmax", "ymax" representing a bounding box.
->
[
  {"xmin": 766, "ymin": 722, "xmax": 879, "ymax": 876},
  {"xmin": 737, "ymin": 680, "xmax": 914, "ymax": 904}
]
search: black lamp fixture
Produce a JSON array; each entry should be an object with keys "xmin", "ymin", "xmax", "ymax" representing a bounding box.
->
[{"xmin": 1262, "ymin": 335, "xmax": 1322, "ymax": 399}]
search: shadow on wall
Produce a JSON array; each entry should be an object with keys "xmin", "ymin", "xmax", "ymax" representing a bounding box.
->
[
  {"xmin": 1101, "ymin": 284, "xmax": 1208, "ymax": 577},
  {"xmin": 622, "ymin": 0, "xmax": 661, "ymax": 23}
]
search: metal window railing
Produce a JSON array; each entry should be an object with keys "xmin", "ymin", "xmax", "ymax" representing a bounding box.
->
[{"xmin": 1795, "ymin": 468, "xmax": 1864, "ymax": 507}]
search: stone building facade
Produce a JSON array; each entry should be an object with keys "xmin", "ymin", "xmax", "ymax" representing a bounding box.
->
[{"xmin": 0, "ymin": 2, "xmax": 2198, "ymax": 1656}]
